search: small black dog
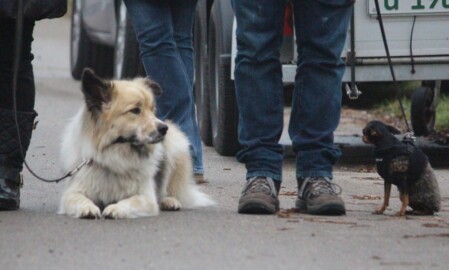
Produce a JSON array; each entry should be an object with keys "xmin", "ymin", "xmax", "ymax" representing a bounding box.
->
[{"xmin": 362, "ymin": 120, "xmax": 441, "ymax": 216}]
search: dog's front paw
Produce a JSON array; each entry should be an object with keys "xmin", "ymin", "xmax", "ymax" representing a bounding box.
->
[
  {"xmin": 102, "ymin": 195, "xmax": 160, "ymax": 219},
  {"xmin": 60, "ymin": 193, "xmax": 102, "ymax": 219},
  {"xmin": 372, "ymin": 209, "xmax": 385, "ymax": 215},
  {"xmin": 102, "ymin": 204, "xmax": 129, "ymax": 219},
  {"xmin": 160, "ymin": 197, "xmax": 181, "ymax": 211},
  {"xmin": 73, "ymin": 203, "xmax": 102, "ymax": 219}
]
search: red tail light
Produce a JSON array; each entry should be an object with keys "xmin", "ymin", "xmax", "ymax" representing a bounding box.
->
[{"xmin": 283, "ymin": 2, "xmax": 293, "ymax": 36}]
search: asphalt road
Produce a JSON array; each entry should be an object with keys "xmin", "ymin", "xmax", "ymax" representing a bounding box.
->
[{"xmin": 1, "ymin": 17, "xmax": 448, "ymax": 270}]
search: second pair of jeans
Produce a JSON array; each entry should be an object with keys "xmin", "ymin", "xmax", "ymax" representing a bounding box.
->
[{"xmin": 124, "ymin": 0, "xmax": 203, "ymax": 174}]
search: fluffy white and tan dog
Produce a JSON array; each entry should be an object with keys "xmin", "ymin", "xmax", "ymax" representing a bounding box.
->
[{"xmin": 58, "ymin": 69, "xmax": 215, "ymax": 219}]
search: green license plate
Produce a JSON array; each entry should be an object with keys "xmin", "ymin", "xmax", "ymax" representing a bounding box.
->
[{"xmin": 368, "ymin": 0, "xmax": 449, "ymax": 16}]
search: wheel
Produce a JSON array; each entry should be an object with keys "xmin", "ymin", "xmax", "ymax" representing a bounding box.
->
[
  {"xmin": 70, "ymin": 0, "xmax": 114, "ymax": 80},
  {"xmin": 194, "ymin": 0, "xmax": 213, "ymax": 146},
  {"xmin": 411, "ymin": 86, "xmax": 436, "ymax": 136},
  {"xmin": 113, "ymin": 1, "xmax": 145, "ymax": 79},
  {"xmin": 208, "ymin": 0, "xmax": 240, "ymax": 156}
]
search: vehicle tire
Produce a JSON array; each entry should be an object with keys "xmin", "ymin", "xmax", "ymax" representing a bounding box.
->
[
  {"xmin": 208, "ymin": 0, "xmax": 240, "ymax": 156},
  {"xmin": 70, "ymin": 0, "xmax": 114, "ymax": 80},
  {"xmin": 194, "ymin": 0, "xmax": 213, "ymax": 146},
  {"xmin": 114, "ymin": 1, "xmax": 145, "ymax": 79},
  {"xmin": 411, "ymin": 86, "xmax": 436, "ymax": 136}
]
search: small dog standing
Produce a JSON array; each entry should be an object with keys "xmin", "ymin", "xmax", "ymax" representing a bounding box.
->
[
  {"xmin": 362, "ymin": 120, "xmax": 441, "ymax": 216},
  {"xmin": 58, "ymin": 69, "xmax": 215, "ymax": 219}
]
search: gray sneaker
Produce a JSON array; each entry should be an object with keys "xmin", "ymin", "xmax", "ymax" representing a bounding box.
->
[
  {"xmin": 296, "ymin": 177, "xmax": 346, "ymax": 215},
  {"xmin": 238, "ymin": 177, "xmax": 280, "ymax": 214}
]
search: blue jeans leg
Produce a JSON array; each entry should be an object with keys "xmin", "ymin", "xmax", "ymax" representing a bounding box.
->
[
  {"xmin": 233, "ymin": 0, "xmax": 287, "ymax": 181},
  {"xmin": 124, "ymin": 0, "xmax": 204, "ymax": 174},
  {"xmin": 289, "ymin": 0, "xmax": 353, "ymax": 179}
]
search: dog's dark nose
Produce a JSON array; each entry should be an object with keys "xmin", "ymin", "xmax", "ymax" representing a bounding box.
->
[{"xmin": 157, "ymin": 123, "xmax": 168, "ymax": 135}]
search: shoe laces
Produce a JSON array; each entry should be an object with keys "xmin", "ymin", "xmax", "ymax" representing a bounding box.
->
[
  {"xmin": 299, "ymin": 177, "xmax": 342, "ymax": 199},
  {"xmin": 242, "ymin": 177, "xmax": 276, "ymax": 196}
]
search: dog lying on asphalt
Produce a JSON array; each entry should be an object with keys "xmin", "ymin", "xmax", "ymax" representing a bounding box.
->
[
  {"xmin": 362, "ymin": 120, "xmax": 440, "ymax": 216},
  {"xmin": 58, "ymin": 69, "xmax": 215, "ymax": 219}
]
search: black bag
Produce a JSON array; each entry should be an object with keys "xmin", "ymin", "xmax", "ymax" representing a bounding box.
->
[{"xmin": 0, "ymin": 0, "xmax": 67, "ymax": 21}]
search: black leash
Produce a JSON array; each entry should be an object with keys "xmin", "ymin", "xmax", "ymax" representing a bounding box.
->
[
  {"xmin": 12, "ymin": 0, "xmax": 84, "ymax": 183},
  {"xmin": 374, "ymin": 0, "xmax": 414, "ymax": 137},
  {"xmin": 409, "ymin": 16, "xmax": 417, "ymax": 74}
]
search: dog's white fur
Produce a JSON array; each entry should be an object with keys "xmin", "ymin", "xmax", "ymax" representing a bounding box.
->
[{"xmin": 58, "ymin": 69, "xmax": 215, "ymax": 219}]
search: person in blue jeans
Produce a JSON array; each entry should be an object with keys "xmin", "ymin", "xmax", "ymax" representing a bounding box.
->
[
  {"xmin": 123, "ymin": 0, "xmax": 206, "ymax": 183},
  {"xmin": 234, "ymin": 0, "xmax": 354, "ymax": 215}
]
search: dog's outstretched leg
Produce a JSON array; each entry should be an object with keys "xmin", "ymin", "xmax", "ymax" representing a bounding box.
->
[
  {"xmin": 59, "ymin": 193, "xmax": 102, "ymax": 219},
  {"xmin": 373, "ymin": 182, "xmax": 391, "ymax": 215},
  {"xmin": 102, "ymin": 194, "xmax": 159, "ymax": 219},
  {"xmin": 395, "ymin": 192, "xmax": 409, "ymax": 216},
  {"xmin": 163, "ymin": 147, "xmax": 216, "ymax": 209},
  {"xmin": 160, "ymin": 197, "xmax": 181, "ymax": 211}
]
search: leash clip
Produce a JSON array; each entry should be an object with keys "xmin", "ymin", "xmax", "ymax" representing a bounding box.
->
[
  {"xmin": 403, "ymin": 132, "xmax": 416, "ymax": 143},
  {"xmin": 67, "ymin": 159, "xmax": 92, "ymax": 177}
]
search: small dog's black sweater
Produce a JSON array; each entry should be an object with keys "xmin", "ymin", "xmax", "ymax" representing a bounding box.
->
[{"xmin": 374, "ymin": 138, "xmax": 428, "ymax": 192}]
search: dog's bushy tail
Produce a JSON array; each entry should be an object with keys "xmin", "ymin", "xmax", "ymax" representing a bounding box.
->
[
  {"xmin": 168, "ymin": 176, "xmax": 216, "ymax": 209},
  {"xmin": 179, "ymin": 184, "xmax": 216, "ymax": 209}
]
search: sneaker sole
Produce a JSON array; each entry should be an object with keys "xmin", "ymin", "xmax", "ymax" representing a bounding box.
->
[
  {"xmin": 238, "ymin": 199, "xmax": 279, "ymax": 215},
  {"xmin": 307, "ymin": 203, "xmax": 346, "ymax": 216},
  {"xmin": 295, "ymin": 198, "xmax": 345, "ymax": 216}
]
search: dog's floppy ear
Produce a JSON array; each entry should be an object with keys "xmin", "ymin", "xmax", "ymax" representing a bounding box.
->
[
  {"xmin": 385, "ymin": 124, "xmax": 401, "ymax": 135},
  {"xmin": 81, "ymin": 68, "xmax": 112, "ymax": 116},
  {"xmin": 363, "ymin": 121, "xmax": 384, "ymax": 139},
  {"xmin": 143, "ymin": 77, "xmax": 163, "ymax": 96},
  {"xmin": 133, "ymin": 77, "xmax": 163, "ymax": 96}
]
